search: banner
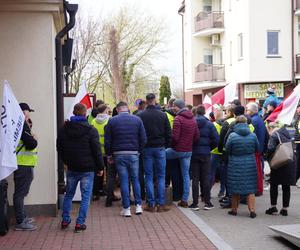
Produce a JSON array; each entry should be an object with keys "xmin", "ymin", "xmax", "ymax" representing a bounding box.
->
[{"xmin": 0, "ymin": 81, "xmax": 25, "ymax": 181}]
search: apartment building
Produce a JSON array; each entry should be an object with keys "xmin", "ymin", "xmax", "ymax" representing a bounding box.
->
[{"xmin": 180, "ymin": 0, "xmax": 298, "ymax": 106}]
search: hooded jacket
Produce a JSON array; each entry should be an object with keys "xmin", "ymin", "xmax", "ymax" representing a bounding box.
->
[
  {"xmin": 57, "ymin": 116, "xmax": 104, "ymax": 172},
  {"xmin": 171, "ymin": 109, "xmax": 199, "ymax": 152},
  {"xmin": 192, "ymin": 115, "xmax": 219, "ymax": 155}
]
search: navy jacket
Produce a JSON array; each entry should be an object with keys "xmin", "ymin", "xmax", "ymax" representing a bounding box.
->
[
  {"xmin": 104, "ymin": 112, "xmax": 147, "ymax": 155},
  {"xmin": 251, "ymin": 113, "xmax": 268, "ymax": 153},
  {"xmin": 193, "ymin": 115, "xmax": 219, "ymax": 155}
]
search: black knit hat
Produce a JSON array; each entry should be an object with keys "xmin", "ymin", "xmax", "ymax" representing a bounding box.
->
[{"xmin": 234, "ymin": 105, "xmax": 245, "ymax": 116}]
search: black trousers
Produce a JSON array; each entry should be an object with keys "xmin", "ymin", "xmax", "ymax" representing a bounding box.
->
[
  {"xmin": 106, "ymin": 162, "xmax": 117, "ymax": 202},
  {"xmin": 191, "ymin": 155, "xmax": 211, "ymax": 205},
  {"xmin": 13, "ymin": 166, "xmax": 33, "ymax": 224},
  {"xmin": 93, "ymin": 157, "xmax": 106, "ymax": 195},
  {"xmin": 270, "ymin": 184, "xmax": 290, "ymax": 208}
]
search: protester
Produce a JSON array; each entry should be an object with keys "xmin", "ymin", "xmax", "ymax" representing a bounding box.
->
[
  {"xmin": 294, "ymin": 103, "xmax": 300, "ymax": 181},
  {"xmin": 210, "ymin": 105, "xmax": 225, "ymax": 198},
  {"xmin": 263, "ymin": 101, "xmax": 277, "ymax": 121},
  {"xmin": 166, "ymin": 99, "xmax": 199, "ymax": 207},
  {"xmin": 14, "ymin": 103, "xmax": 38, "ymax": 231},
  {"xmin": 189, "ymin": 105, "xmax": 219, "ymax": 211},
  {"xmin": 165, "ymin": 98, "xmax": 183, "ymax": 201},
  {"xmin": 138, "ymin": 93, "xmax": 172, "ymax": 212},
  {"xmin": 225, "ymin": 115, "xmax": 259, "ymax": 218},
  {"xmin": 133, "ymin": 100, "xmax": 146, "ymax": 115},
  {"xmin": 105, "ymin": 102, "xmax": 147, "ymax": 217},
  {"xmin": 57, "ymin": 103, "xmax": 104, "ymax": 233},
  {"xmin": 265, "ymin": 122, "xmax": 296, "ymax": 216},
  {"xmin": 263, "ymin": 87, "xmax": 281, "ymax": 109},
  {"xmin": 91, "ymin": 104, "xmax": 110, "ymax": 201},
  {"xmin": 87, "ymin": 99, "xmax": 104, "ymax": 124}
]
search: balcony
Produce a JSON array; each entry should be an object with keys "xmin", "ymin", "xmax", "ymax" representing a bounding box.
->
[
  {"xmin": 296, "ymin": 0, "xmax": 300, "ymax": 16},
  {"xmin": 194, "ymin": 11, "xmax": 224, "ymax": 37},
  {"xmin": 195, "ymin": 63, "xmax": 225, "ymax": 82}
]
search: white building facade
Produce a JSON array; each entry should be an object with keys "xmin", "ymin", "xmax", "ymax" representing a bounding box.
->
[{"xmin": 181, "ymin": 0, "xmax": 298, "ymax": 106}]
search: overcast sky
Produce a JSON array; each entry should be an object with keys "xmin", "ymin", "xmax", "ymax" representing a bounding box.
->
[{"xmin": 70, "ymin": 0, "xmax": 183, "ymax": 91}]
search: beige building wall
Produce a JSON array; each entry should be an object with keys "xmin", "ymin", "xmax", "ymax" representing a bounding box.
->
[{"xmin": 0, "ymin": 2, "xmax": 64, "ymax": 213}]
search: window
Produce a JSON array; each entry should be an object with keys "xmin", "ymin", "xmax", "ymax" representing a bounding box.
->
[
  {"xmin": 267, "ymin": 31, "xmax": 279, "ymax": 56},
  {"xmin": 238, "ymin": 33, "xmax": 243, "ymax": 59},
  {"xmin": 204, "ymin": 49, "xmax": 213, "ymax": 64},
  {"xmin": 203, "ymin": 0, "xmax": 212, "ymax": 12}
]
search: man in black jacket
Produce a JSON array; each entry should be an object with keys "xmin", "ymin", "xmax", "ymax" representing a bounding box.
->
[
  {"xmin": 57, "ymin": 103, "xmax": 103, "ymax": 233},
  {"xmin": 138, "ymin": 93, "xmax": 172, "ymax": 212}
]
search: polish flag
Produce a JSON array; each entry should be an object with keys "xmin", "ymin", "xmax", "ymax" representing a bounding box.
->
[
  {"xmin": 203, "ymin": 95, "xmax": 212, "ymax": 117},
  {"xmin": 266, "ymin": 85, "xmax": 300, "ymax": 125},
  {"xmin": 211, "ymin": 82, "xmax": 237, "ymax": 106},
  {"xmin": 67, "ymin": 83, "xmax": 92, "ymax": 119}
]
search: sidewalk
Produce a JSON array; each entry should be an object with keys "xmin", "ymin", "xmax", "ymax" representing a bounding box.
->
[{"xmin": 0, "ymin": 200, "xmax": 216, "ymax": 250}]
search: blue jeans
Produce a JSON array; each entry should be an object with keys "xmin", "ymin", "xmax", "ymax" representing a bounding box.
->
[
  {"xmin": 114, "ymin": 154, "xmax": 141, "ymax": 208},
  {"xmin": 62, "ymin": 171, "xmax": 94, "ymax": 225},
  {"xmin": 144, "ymin": 147, "xmax": 166, "ymax": 206},
  {"xmin": 166, "ymin": 148, "xmax": 192, "ymax": 202},
  {"xmin": 210, "ymin": 154, "xmax": 225, "ymax": 193}
]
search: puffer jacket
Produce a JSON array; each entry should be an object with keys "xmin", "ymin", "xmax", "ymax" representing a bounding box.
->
[
  {"xmin": 171, "ymin": 109, "xmax": 199, "ymax": 152},
  {"xmin": 57, "ymin": 116, "xmax": 104, "ymax": 172},
  {"xmin": 225, "ymin": 123, "xmax": 259, "ymax": 195}
]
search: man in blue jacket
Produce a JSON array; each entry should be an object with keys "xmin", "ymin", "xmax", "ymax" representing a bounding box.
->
[
  {"xmin": 189, "ymin": 105, "xmax": 219, "ymax": 211},
  {"xmin": 105, "ymin": 102, "xmax": 147, "ymax": 217}
]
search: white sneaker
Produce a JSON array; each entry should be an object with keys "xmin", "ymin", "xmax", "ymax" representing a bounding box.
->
[
  {"xmin": 135, "ymin": 204, "xmax": 143, "ymax": 215},
  {"xmin": 120, "ymin": 207, "xmax": 131, "ymax": 217},
  {"xmin": 264, "ymin": 184, "xmax": 270, "ymax": 191}
]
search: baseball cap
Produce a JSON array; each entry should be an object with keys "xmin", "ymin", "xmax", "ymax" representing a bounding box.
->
[{"xmin": 19, "ymin": 103, "xmax": 34, "ymax": 112}]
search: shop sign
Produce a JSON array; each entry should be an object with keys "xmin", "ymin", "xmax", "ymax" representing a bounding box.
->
[{"xmin": 244, "ymin": 83, "xmax": 284, "ymax": 99}]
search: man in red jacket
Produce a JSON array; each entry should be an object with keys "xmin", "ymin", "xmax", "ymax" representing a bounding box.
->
[{"xmin": 166, "ymin": 99, "xmax": 199, "ymax": 207}]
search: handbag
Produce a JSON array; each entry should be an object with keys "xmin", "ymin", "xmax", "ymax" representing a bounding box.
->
[{"xmin": 270, "ymin": 132, "xmax": 294, "ymax": 169}]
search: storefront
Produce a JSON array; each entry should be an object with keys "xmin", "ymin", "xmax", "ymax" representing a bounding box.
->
[{"xmin": 238, "ymin": 82, "xmax": 294, "ymax": 106}]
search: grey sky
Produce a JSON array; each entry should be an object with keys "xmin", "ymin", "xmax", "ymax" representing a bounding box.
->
[{"xmin": 71, "ymin": 0, "xmax": 183, "ymax": 92}]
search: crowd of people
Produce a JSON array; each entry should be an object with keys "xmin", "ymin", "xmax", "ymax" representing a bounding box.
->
[{"xmin": 8, "ymin": 86, "xmax": 292, "ymax": 235}]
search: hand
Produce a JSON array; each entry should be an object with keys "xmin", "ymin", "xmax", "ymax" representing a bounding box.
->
[
  {"xmin": 97, "ymin": 171, "xmax": 104, "ymax": 177},
  {"xmin": 107, "ymin": 156, "xmax": 114, "ymax": 165}
]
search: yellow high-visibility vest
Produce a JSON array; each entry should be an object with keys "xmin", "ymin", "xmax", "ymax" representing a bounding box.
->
[
  {"xmin": 91, "ymin": 119, "xmax": 108, "ymax": 154},
  {"xmin": 16, "ymin": 140, "xmax": 38, "ymax": 167},
  {"xmin": 211, "ymin": 122, "xmax": 222, "ymax": 155},
  {"xmin": 87, "ymin": 115, "xmax": 94, "ymax": 125},
  {"xmin": 166, "ymin": 112, "xmax": 175, "ymax": 129}
]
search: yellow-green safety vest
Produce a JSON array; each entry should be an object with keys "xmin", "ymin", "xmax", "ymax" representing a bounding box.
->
[
  {"xmin": 87, "ymin": 115, "xmax": 94, "ymax": 125},
  {"xmin": 91, "ymin": 119, "xmax": 108, "ymax": 154},
  {"xmin": 227, "ymin": 117, "xmax": 255, "ymax": 133},
  {"xmin": 16, "ymin": 140, "xmax": 38, "ymax": 167},
  {"xmin": 166, "ymin": 112, "xmax": 174, "ymax": 129},
  {"xmin": 211, "ymin": 122, "xmax": 222, "ymax": 155}
]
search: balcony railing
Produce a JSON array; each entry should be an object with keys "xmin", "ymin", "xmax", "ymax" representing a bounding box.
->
[
  {"xmin": 194, "ymin": 11, "xmax": 224, "ymax": 33},
  {"xmin": 195, "ymin": 63, "xmax": 225, "ymax": 82}
]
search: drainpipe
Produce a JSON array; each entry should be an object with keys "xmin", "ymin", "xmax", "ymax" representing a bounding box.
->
[
  {"xmin": 292, "ymin": 0, "xmax": 295, "ymax": 86},
  {"xmin": 56, "ymin": 0, "xmax": 78, "ymax": 208},
  {"xmin": 178, "ymin": 1, "xmax": 185, "ymax": 100}
]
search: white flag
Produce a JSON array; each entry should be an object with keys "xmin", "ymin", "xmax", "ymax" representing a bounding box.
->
[{"xmin": 0, "ymin": 81, "xmax": 25, "ymax": 181}]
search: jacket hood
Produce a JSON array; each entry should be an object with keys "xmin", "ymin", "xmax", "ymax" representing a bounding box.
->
[
  {"xmin": 177, "ymin": 109, "xmax": 194, "ymax": 119},
  {"xmin": 233, "ymin": 123, "xmax": 251, "ymax": 136},
  {"xmin": 64, "ymin": 121, "xmax": 92, "ymax": 138},
  {"xmin": 196, "ymin": 115, "xmax": 208, "ymax": 128},
  {"xmin": 94, "ymin": 113, "xmax": 110, "ymax": 124}
]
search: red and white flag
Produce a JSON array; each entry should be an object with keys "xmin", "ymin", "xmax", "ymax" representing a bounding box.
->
[
  {"xmin": 267, "ymin": 84, "xmax": 300, "ymax": 125},
  {"xmin": 203, "ymin": 95, "xmax": 212, "ymax": 117},
  {"xmin": 67, "ymin": 83, "xmax": 92, "ymax": 119},
  {"xmin": 211, "ymin": 82, "xmax": 237, "ymax": 106}
]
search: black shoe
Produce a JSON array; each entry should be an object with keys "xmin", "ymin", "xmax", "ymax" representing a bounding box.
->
[
  {"xmin": 188, "ymin": 203, "xmax": 199, "ymax": 211},
  {"xmin": 228, "ymin": 210, "xmax": 237, "ymax": 216},
  {"xmin": 99, "ymin": 190, "xmax": 107, "ymax": 197},
  {"xmin": 204, "ymin": 202, "xmax": 214, "ymax": 210},
  {"xmin": 280, "ymin": 209, "xmax": 288, "ymax": 216},
  {"xmin": 265, "ymin": 207, "xmax": 278, "ymax": 215},
  {"xmin": 219, "ymin": 197, "xmax": 229, "ymax": 203},
  {"xmin": 74, "ymin": 224, "xmax": 87, "ymax": 233},
  {"xmin": 92, "ymin": 195, "xmax": 100, "ymax": 201},
  {"xmin": 250, "ymin": 212, "xmax": 256, "ymax": 219},
  {"xmin": 61, "ymin": 220, "xmax": 71, "ymax": 229},
  {"xmin": 105, "ymin": 200, "xmax": 113, "ymax": 207}
]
